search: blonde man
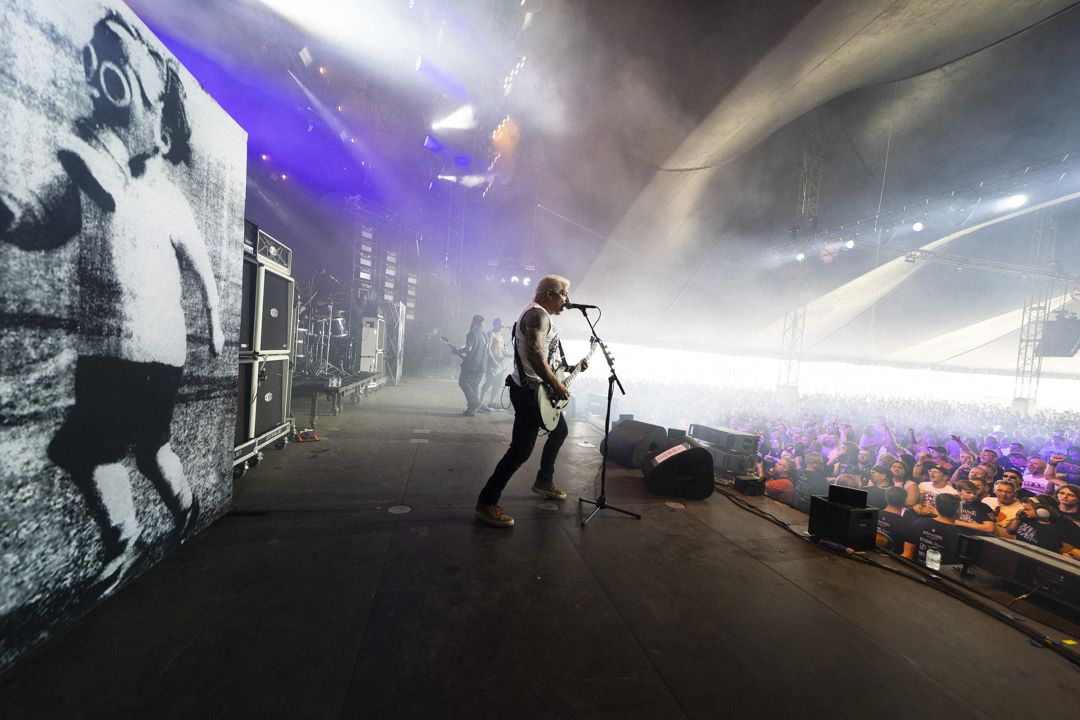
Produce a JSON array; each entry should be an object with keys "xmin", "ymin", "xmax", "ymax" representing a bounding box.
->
[{"xmin": 475, "ymin": 275, "xmax": 589, "ymax": 527}]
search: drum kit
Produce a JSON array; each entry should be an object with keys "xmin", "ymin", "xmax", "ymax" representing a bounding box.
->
[{"xmin": 295, "ymin": 289, "xmax": 354, "ymax": 378}]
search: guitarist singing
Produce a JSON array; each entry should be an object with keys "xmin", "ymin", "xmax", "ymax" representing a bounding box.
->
[{"xmin": 475, "ymin": 275, "xmax": 589, "ymax": 528}]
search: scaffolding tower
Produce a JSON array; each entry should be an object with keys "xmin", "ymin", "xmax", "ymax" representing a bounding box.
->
[{"xmin": 1012, "ymin": 208, "xmax": 1058, "ymax": 415}]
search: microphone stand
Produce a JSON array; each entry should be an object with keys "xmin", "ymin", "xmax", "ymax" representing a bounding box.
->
[{"xmin": 575, "ymin": 307, "xmax": 640, "ymax": 527}]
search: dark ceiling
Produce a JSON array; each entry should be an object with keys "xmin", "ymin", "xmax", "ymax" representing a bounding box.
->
[
  {"xmin": 122, "ymin": 0, "xmax": 816, "ymax": 275},
  {"xmin": 123, "ymin": 0, "xmax": 1080, "ymax": 374}
]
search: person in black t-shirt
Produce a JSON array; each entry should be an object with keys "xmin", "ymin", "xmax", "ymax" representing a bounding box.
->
[
  {"xmin": 1055, "ymin": 485, "xmax": 1080, "ymax": 558},
  {"xmin": 903, "ymin": 493, "xmax": 964, "ymax": 567},
  {"xmin": 1007, "ymin": 497, "xmax": 1065, "ymax": 553},
  {"xmin": 876, "ymin": 486, "xmax": 912, "ymax": 552},
  {"xmin": 864, "ymin": 465, "xmax": 892, "ymax": 509},
  {"xmin": 955, "ymin": 479, "xmax": 994, "ymax": 535}
]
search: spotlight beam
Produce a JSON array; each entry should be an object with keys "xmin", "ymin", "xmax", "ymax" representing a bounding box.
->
[{"xmin": 750, "ymin": 187, "xmax": 1080, "ymax": 351}]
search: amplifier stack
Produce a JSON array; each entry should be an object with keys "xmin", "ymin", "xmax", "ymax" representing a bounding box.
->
[{"xmin": 235, "ymin": 220, "xmax": 294, "ymax": 476}]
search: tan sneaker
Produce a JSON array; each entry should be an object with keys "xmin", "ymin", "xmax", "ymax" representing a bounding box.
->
[
  {"xmin": 531, "ymin": 481, "xmax": 567, "ymax": 500},
  {"xmin": 475, "ymin": 503, "xmax": 514, "ymax": 527}
]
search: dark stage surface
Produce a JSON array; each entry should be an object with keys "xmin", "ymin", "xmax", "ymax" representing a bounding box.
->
[{"xmin": 2, "ymin": 379, "xmax": 1078, "ymax": 719}]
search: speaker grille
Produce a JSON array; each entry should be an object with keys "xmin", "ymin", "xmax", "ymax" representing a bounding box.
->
[
  {"xmin": 254, "ymin": 358, "xmax": 289, "ymax": 437},
  {"xmin": 257, "ymin": 268, "xmax": 293, "ymax": 354}
]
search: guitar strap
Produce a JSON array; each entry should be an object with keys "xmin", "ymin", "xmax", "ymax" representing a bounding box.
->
[
  {"xmin": 509, "ymin": 321, "xmax": 527, "ymax": 388},
  {"xmin": 510, "ymin": 317, "xmax": 563, "ymax": 387}
]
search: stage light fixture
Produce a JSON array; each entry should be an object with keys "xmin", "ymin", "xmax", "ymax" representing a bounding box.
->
[
  {"xmin": 795, "ymin": 252, "xmax": 806, "ymax": 262},
  {"xmin": 999, "ymin": 193, "xmax": 1028, "ymax": 210},
  {"xmin": 432, "ymin": 104, "xmax": 477, "ymax": 131},
  {"xmin": 845, "ymin": 240, "xmax": 855, "ymax": 249},
  {"xmin": 459, "ymin": 174, "xmax": 488, "ymax": 188},
  {"xmin": 260, "ymin": 154, "xmax": 269, "ymax": 161},
  {"xmin": 511, "ymin": 275, "xmax": 520, "ymax": 283},
  {"xmin": 912, "ymin": 221, "xmax": 924, "ymax": 232},
  {"xmin": 523, "ymin": 276, "xmax": 532, "ymax": 286}
]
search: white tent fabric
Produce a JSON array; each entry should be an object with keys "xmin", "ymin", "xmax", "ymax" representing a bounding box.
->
[{"xmin": 576, "ymin": 0, "xmax": 1077, "ymax": 367}]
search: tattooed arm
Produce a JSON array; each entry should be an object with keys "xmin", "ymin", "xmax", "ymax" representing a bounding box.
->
[{"xmin": 521, "ymin": 308, "xmax": 568, "ymax": 400}]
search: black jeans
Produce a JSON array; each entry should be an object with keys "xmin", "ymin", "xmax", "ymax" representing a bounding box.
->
[
  {"xmin": 478, "ymin": 383, "xmax": 568, "ymax": 506},
  {"xmin": 458, "ymin": 370, "xmax": 484, "ymax": 412}
]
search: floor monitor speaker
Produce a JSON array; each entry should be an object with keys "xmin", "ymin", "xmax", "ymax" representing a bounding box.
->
[
  {"xmin": 687, "ymin": 424, "xmax": 759, "ymax": 455},
  {"xmin": 600, "ymin": 419, "xmax": 668, "ymax": 469},
  {"xmin": 642, "ymin": 443, "xmax": 714, "ymax": 500}
]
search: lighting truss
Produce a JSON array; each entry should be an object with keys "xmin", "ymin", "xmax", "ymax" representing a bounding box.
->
[
  {"xmin": 857, "ymin": 245, "xmax": 1078, "ymax": 283},
  {"xmin": 769, "ymin": 148, "xmax": 1080, "ymax": 259}
]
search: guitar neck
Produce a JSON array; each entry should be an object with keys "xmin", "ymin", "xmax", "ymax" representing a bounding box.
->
[{"xmin": 562, "ymin": 343, "xmax": 598, "ymax": 387}]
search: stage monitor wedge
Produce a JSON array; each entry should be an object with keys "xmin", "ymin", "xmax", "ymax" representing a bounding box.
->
[
  {"xmin": 601, "ymin": 419, "xmax": 668, "ymax": 469},
  {"xmin": 688, "ymin": 424, "xmax": 759, "ymax": 455},
  {"xmin": 643, "ymin": 442, "xmax": 714, "ymax": 500}
]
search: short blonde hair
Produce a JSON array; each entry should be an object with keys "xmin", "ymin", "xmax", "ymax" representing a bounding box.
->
[{"xmin": 533, "ymin": 274, "xmax": 569, "ymax": 301}]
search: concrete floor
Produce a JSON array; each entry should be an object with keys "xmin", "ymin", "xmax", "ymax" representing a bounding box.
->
[{"xmin": 2, "ymin": 378, "xmax": 1079, "ymax": 719}]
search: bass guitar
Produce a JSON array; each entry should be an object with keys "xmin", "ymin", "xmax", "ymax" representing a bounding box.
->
[
  {"xmin": 537, "ymin": 337, "xmax": 600, "ymax": 431},
  {"xmin": 440, "ymin": 335, "xmax": 464, "ymax": 359}
]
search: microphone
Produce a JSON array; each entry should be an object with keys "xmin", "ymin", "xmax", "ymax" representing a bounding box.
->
[{"xmin": 564, "ymin": 302, "xmax": 599, "ymax": 311}]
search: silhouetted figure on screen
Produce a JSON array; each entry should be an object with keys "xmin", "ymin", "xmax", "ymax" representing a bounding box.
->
[{"xmin": 0, "ymin": 12, "xmax": 223, "ymax": 588}]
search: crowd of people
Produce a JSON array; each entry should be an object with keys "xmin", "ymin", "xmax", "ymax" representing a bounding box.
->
[
  {"xmin": 709, "ymin": 391, "xmax": 1080, "ymax": 566},
  {"xmin": 577, "ymin": 383, "xmax": 1080, "ymax": 566},
  {"xmin": 452, "ymin": 329, "xmax": 1080, "ymax": 560}
]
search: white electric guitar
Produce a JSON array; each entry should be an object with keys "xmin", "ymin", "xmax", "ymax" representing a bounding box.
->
[{"xmin": 537, "ymin": 338, "xmax": 601, "ymax": 431}]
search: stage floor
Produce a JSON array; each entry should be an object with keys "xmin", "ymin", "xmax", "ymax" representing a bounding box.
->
[{"xmin": 2, "ymin": 379, "xmax": 1079, "ymax": 719}]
